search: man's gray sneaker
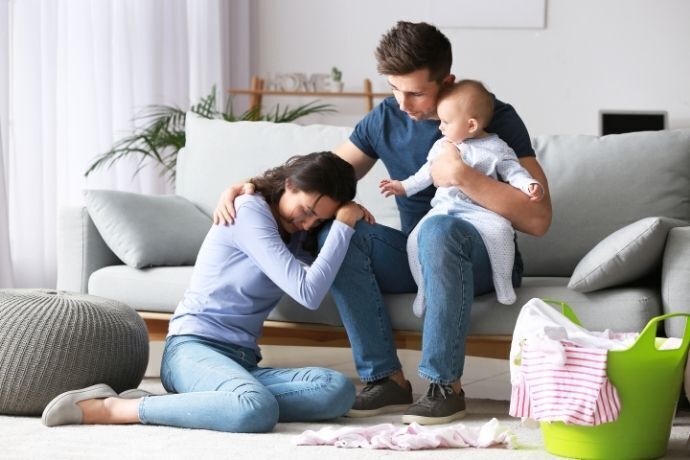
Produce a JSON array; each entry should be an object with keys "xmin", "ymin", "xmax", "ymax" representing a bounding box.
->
[
  {"xmin": 346, "ymin": 377, "xmax": 413, "ymax": 417},
  {"xmin": 401, "ymin": 384, "xmax": 466, "ymax": 425}
]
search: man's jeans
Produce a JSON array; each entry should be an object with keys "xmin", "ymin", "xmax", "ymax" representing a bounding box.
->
[
  {"xmin": 319, "ymin": 214, "xmax": 522, "ymax": 385},
  {"xmin": 139, "ymin": 335, "xmax": 355, "ymax": 432}
]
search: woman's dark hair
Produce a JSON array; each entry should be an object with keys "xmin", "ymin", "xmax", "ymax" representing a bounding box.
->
[
  {"xmin": 250, "ymin": 151, "xmax": 356, "ymax": 206},
  {"xmin": 250, "ymin": 151, "xmax": 357, "ymax": 251},
  {"xmin": 375, "ymin": 21, "xmax": 452, "ymax": 84}
]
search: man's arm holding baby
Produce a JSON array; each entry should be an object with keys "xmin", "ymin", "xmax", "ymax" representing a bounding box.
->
[
  {"xmin": 495, "ymin": 150, "xmax": 545, "ymax": 203},
  {"xmin": 430, "ymin": 140, "xmax": 552, "ymax": 236}
]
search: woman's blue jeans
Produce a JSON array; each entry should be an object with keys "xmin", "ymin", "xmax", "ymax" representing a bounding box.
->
[
  {"xmin": 138, "ymin": 335, "xmax": 355, "ymax": 432},
  {"xmin": 318, "ymin": 215, "xmax": 522, "ymax": 385}
]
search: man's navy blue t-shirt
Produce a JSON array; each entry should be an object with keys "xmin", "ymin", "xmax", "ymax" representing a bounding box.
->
[{"xmin": 350, "ymin": 95, "xmax": 534, "ymax": 235}]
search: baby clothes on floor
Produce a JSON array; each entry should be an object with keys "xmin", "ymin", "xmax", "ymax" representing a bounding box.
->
[{"xmin": 295, "ymin": 418, "xmax": 516, "ymax": 451}]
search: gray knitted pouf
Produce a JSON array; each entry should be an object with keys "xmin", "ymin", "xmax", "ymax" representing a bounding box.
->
[{"xmin": 0, "ymin": 289, "xmax": 149, "ymax": 415}]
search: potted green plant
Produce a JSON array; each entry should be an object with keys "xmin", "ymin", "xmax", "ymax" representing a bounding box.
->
[
  {"xmin": 84, "ymin": 86, "xmax": 335, "ymax": 183},
  {"xmin": 330, "ymin": 67, "xmax": 344, "ymax": 92}
]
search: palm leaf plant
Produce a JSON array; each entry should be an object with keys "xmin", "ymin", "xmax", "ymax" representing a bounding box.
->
[{"xmin": 84, "ymin": 86, "xmax": 336, "ymax": 183}]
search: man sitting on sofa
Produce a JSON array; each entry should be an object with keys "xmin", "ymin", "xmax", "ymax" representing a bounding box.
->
[{"xmin": 215, "ymin": 21, "xmax": 552, "ymax": 425}]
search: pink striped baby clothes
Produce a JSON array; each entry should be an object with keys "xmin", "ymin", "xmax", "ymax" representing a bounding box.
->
[{"xmin": 510, "ymin": 340, "xmax": 621, "ymax": 425}]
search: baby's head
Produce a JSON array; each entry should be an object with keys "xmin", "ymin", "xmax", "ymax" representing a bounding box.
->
[{"xmin": 437, "ymin": 79, "xmax": 494, "ymax": 143}]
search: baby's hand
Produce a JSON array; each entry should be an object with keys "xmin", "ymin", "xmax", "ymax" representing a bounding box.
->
[
  {"xmin": 379, "ymin": 179, "xmax": 406, "ymax": 197},
  {"xmin": 528, "ymin": 183, "xmax": 544, "ymax": 202}
]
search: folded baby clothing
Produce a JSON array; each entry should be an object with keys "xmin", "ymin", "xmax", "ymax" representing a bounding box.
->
[{"xmin": 295, "ymin": 418, "xmax": 516, "ymax": 451}]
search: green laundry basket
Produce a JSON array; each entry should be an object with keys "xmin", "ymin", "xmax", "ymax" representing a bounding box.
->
[{"xmin": 539, "ymin": 301, "xmax": 690, "ymax": 460}]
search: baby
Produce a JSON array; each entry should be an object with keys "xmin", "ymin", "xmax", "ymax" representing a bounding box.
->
[{"xmin": 380, "ymin": 79, "xmax": 544, "ymax": 316}]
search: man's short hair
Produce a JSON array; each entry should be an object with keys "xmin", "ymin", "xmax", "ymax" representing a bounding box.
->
[{"xmin": 375, "ymin": 21, "xmax": 452, "ymax": 83}]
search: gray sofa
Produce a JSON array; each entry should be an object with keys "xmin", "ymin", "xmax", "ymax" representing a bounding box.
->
[{"xmin": 57, "ymin": 113, "xmax": 690, "ymax": 357}]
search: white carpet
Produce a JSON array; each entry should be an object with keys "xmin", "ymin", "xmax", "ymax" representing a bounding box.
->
[{"xmin": 2, "ymin": 379, "xmax": 689, "ymax": 460}]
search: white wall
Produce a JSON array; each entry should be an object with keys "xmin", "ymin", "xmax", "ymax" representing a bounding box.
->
[{"xmin": 250, "ymin": 0, "xmax": 690, "ymax": 136}]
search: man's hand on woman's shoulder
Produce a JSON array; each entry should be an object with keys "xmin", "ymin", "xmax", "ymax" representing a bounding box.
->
[{"xmin": 213, "ymin": 182, "xmax": 256, "ymax": 225}]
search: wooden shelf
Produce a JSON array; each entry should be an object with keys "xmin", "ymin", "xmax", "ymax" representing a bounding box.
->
[{"xmin": 229, "ymin": 76, "xmax": 390, "ymax": 115}]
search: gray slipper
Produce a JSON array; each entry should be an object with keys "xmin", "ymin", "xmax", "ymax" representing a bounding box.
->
[
  {"xmin": 119, "ymin": 388, "xmax": 153, "ymax": 399},
  {"xmin": 42, "ymin": 383, "xmax": 117, "ymax": 427}
]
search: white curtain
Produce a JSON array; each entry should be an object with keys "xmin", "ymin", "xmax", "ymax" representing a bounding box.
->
[
  {"xmin": 0, "ymin": 121, "xmax": 10, "ymax": 287},
  {"xmin": 0, "ymin": 0, "xmax": 12, "ymax": 288},
  {"xmin": 5, "ymin": 0, "xmax": 249, "ymax": 288}
]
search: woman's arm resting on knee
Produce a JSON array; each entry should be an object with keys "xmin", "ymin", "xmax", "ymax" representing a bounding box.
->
[{"xmin": 336, "ymin": 201, "xmax": 372, "ymax": 227}]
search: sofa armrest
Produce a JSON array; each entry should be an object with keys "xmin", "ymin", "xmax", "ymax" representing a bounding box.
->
[
  {"xmin": 662, "ymin": 226, "xmax": 690, "ymax": 337},
  {"xmin": 57, "ymin": 206, "xmax": 121, "ymax": 293}
]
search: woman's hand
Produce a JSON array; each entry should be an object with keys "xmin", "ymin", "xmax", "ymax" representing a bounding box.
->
[
  {"xmin": 213, "ymin": 182, "xmax": 256, "ymax": 225},
  {"xmin": 335, "ymin": 201, "xmax": 375, "ymax": 228}
]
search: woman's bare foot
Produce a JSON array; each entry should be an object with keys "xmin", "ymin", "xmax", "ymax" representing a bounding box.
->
[{"xmin": 78, "ymin": 397, "xmax": 141, "ymax": 424}]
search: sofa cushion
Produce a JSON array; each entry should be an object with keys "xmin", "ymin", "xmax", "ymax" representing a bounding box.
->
[
  {"xmin": 84, "ymin": 190, "xmax": 211, "ymax": 268},
  {"xmin": 275, "ymin": 279, "xmax": 660, "ymax": 335},
  {"xmin": 662, "ymin": 226, "xmax": 690, "ymax": 338},
  {"xmin": 177, "ymin": 113, "xmax": 401, "ymax": 230},
  {"xmin": 88, "ymin": 265, "xmax": 347, "ymax": 325},
  {"xmin": 89, "ymin": 265, "xmax": 660, "ymax": 338},
  {"xmin": 89, "ymin": 266, "xmax": 194, "ymax": 312},
  {"xmin": 568, "ymin": 217, "xmax": 688, "ymax": 293},
  {"xmin": 519, "ymin": 129, "xmax": 690, "ymax": 277}
]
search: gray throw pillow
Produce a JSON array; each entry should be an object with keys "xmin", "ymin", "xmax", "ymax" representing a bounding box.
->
[
  {"xmin": 84, "ymin": 189, "xmax": 211, "ymax": 269},
  {"xmin": 568, "ymin": 217, "xmax": 689, "ymax": 293}
]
